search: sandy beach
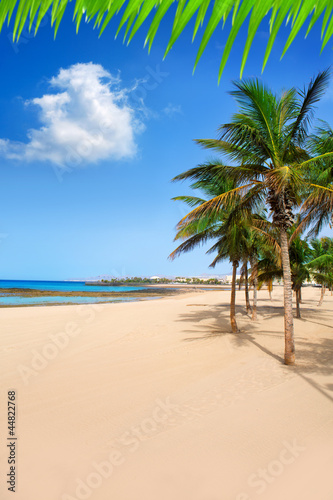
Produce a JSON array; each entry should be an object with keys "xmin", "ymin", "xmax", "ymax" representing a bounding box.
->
[{"xmin": 1, "ymin": 286, "xmax": 332, "ymax": 500}]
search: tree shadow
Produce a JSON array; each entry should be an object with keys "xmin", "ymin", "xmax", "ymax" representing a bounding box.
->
[
  {"xmin": 299, "ymin": 318, "xmax": 333, "ymax": 330},
  {"xmin": 177, "ymin": 300, "xmax": 333, "ymax": 404}
]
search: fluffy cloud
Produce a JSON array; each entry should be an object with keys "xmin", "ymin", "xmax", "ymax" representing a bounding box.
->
[{"xmin": 0, "ymin": 63, "xmax": 144, "ymax": 167}]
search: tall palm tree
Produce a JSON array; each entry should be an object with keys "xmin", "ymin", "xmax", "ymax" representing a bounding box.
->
[
  {"xmin": 4, "ymin": 1, "xmax": 333, "ymax": 79},
  {"xmin": 178, "ymin": 70, "xmax": 332, "ymax": 364}
]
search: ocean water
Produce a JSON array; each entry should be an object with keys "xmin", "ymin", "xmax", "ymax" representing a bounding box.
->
[
  {"xmin": 0, "ymin": 280, "xmax": 145, "ymax": 293},
  {"xmin": 0, "ymin": 296, "xmax": 139, "ymax": 306},
  {"xmin": 0, "ymin": 280, "xmax": 146, "ymax": 306}
]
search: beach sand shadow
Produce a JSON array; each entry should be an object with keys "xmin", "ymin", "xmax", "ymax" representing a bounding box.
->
[{"xmin": 176, "ymin": 299, "xmax": 333, "ymax": 403}]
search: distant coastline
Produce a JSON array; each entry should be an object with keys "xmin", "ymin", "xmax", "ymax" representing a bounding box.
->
[{"xmin": 85, "ymin": 276, "xmax": 227, "ymax": 286}]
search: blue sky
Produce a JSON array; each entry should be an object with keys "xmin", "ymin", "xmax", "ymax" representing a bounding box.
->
[{"xmin": 0, "ymin": 9, "xmax": 333, "ymax": 280}]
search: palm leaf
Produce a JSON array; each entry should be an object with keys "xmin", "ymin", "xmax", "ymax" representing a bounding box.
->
[
  {"xmin": 172, "ymin": 195, "xmax": 207, "ymax": 206},
  {"xmin": 285, "ymin": 68, "xmax": 330, "ymax": 148},
  {"xmin": 169, "ymin": 227, "xmax": 215, "ymax": 259},
  {"xmin": 4, "ymin": 0, "xmax": 333, "ymax": 79}
]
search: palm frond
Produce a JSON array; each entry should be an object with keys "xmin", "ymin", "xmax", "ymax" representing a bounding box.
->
[
  {"xmin": 307, "ymin": 254, "xmax": 333, "ymax": 269},
  {"xmin": 300, "ymin": 183, "xmax": 333, "ymax": 236},
  {"xmin": 175, "ymin": 183, "xmax": 252, "ymax": 228},
  {"xmin": 172, "ymin": 195, "xmax": 207, "ymax": 207},
  {"xmin": 4, "ymin": 0, "xmax": 333, "ymax": 79},
  {"xmin": 286, "ymin": 69, "xmax": 330, "ymax": 148},
  {"xmin": 257, "ymin": 267, "xmax": 283, "ymax": 286},
  {"xmin": 250, "ymin": 224, "xmax": 281, "ymax": 255},
  {"xmin": 169, "ymin": 227, "xmax": 214, "ymax": 260}
]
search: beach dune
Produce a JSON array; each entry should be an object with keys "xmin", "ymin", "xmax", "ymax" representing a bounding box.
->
[{"xmin": 0, "ymin": 286, "xmax": 332, "ymax": 500}]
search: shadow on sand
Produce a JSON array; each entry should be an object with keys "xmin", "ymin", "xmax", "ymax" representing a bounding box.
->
[{"xmin": 176, "ymin": 297, "xmax": 333, "ymax": 404}]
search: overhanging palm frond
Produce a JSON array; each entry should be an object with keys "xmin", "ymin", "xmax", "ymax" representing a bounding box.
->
[{"xmin": 3, "ymin": 0, "xmax": 333, "ymax": 80}]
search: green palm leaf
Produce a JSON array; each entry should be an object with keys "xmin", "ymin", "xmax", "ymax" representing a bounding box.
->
[{"xmin": 4, "ymin": 0, "xmax": 333, "ymax": 78}]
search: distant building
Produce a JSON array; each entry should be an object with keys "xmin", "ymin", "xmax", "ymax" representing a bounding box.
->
[{"xmin": 224, "ymin": 275, "xmax": 241, "ymax": 283}]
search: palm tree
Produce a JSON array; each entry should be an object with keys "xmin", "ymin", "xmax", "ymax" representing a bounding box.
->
[
  {"xmin": 307, "ymin": 237, "xmax": 333, "ymax": 305},
  {"xmin": 169, "ymin": 163, "xmax": 260, "ymax": 333},
  {"xmin": 257, "ymin": 232, "xmax": 311, "ymax": 319},
  {"xmin": 4, "ymin": 1, "xmax": 333, "ymax": 79},
  {"xmin": 247, "ymin": 231, "xmax": 264, "ymax": 320},
  {"xmin": 240, "ymin": 228, "xmax": 263, "ymax": 320},
  {"xmin": 208, "ymin": 210, "xmax": 260, "ymax": 332},
  {"xmin": 255, "ymin": 236, "xmax": 278, "ymax": 301},
  {"xmin": 239, "ymin": 261, "xmax": 252, "ymax": 315},
  {"xmin": 288, "ymin": 236, "xmax": 311, "ymax": 318},
  {"xmin": 178, "ymin": 71, "xmax": 332, "ymax": 364},
  {"xmin": 301, "ymin": 124, "xmax": 333, "ymax": 236}
]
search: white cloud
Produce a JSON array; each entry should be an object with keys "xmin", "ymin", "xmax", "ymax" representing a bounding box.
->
[
  {"xmin": 0, "ymin": 63, "xmax": 144, "ymax": 167},
  {"xmin": 163, "ymin": 103, "xmax": 182, "ymax": 117}
]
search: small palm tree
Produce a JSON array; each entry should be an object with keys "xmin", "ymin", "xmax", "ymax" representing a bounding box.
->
[
  {"xmin": 255, "ymin": 239, "xmax": 278, "ymax": 301},
  {"xmin": 307, "ymin": 237, "xmax": 333, "ymax": 305},
  {"xmin": 207, "ymin": 210, "xmax": 256, "ymax": 332},
  {"xmin": 289, "ymin": 236, "xmax": 311, "ymax": 318},
  {"xmin": 169, "ymin": 163, "xmax": 261, "ymax": 332},
  {"xmin": 179, "ymin": 71, "xmax": 332, "ymax": 364},
  {"xmin": 257, "ymin": 232, "xmax": 311, "ymax": 319},
  {"xmin": 239, "ymin": 261, "xmax": 252, "ymax": 315},
  {"xmin": 301, "ymin": 124, "xmax": 333, "ymax": 236}
]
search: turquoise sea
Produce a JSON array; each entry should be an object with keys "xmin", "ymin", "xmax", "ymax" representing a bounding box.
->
[{"xmin": 0, "ymin": 280, "xmax": 146, "ymax": 306}]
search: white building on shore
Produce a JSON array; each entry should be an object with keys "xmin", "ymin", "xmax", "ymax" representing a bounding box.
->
[{"xmin": 224, "ymin": 275, "xmax": 241, "ymax": 283}]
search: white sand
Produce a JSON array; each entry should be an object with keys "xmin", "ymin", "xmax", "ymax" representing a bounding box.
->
[{"xmin": 0, "ymin": 286, "xmax": 332, "ymax": 500}]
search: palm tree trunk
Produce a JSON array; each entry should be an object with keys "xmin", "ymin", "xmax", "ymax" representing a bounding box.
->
[
  {"xmin": 251, "ymin": 257, "xmax": 258, "ymax": 321},
  {"xmin": 318, "ymin": 285, "xmax": 325, "ymax": 306},
  {"xmin": 244, "ymin": 261, "xmax": 252, "ymax": 315},
  {"xmin": 230, "ymin": 260, "xmax": 239, "ymax": 333},
  {"xmin": 296, "ymin": 289, "xmax": 301, "ymax": 319},
  {"xmin": 268, "ymin": 279, "xmax": 273, "ymax": 301},
  {"xmin": 299, "ymin": 287, "xmax": 302, "ymax": 304},
  {"xmin": 280, "ymin": 228, "xmax": 295, "ymax": 365}
]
